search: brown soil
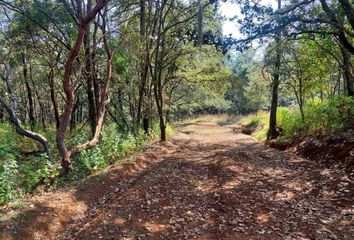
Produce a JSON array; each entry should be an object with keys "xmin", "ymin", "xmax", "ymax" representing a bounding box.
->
[
  {"xmin": 267, "ymin": 129, "xmax": 354, "ymax": 171},
  {"xmin": 1, "ymin": 121, "xmax": 353, "ymax": 240}
]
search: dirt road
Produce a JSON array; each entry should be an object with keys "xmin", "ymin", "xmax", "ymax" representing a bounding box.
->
[{"xmin": 1, "ymin": 121, "xmax": 353, "ymax": 239}]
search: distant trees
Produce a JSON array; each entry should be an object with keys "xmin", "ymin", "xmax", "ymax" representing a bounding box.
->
[{"xmin": 234, "ymin": 0, "xmax": 354, "ymax": 139}]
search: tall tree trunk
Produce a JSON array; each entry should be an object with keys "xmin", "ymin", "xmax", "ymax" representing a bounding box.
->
[
  {"xmin": 340, "ymin": 46, "xmax": 354, "ymax": 96},
  {"xmin": 338, "ymin": 0, "xmax": 354, "ymax": 30},
  {"xmin": 319, "ymin": 0, "xmax": 354, "ymax": 54},
  {"xmin": 197, "ymin": 0, "xmax": 203, "ymax": 46},
  {"xmin": 29, "ymin": 65, "xmax": 46, "ymax": 129},
  {"xmin": 0, "ymin": 106, "xmax": 3, "ymax": 122},
  {"xmin": 22, "ymin": 52, "xmax": 35, "ymax": 130},
  {"xmin": 49, "ymin": 67, "xmax": 60, "ymax": 129},
  {"xmin": 267, "ymin": 0, "xmax": 282, "ymax": 140},
  {"xmin": 71, "ymin": 6, "xmax": 113, "ymax": 155},
  {"xmin": 84, "ymin": 0, "xmax": 97, "ymax": 136},
  {"xmin": 137, "ymin": 0, "xmax": 151, "ymax": 133},
  {"xmin": 152, "ymin": 0, "xmax": 167, "ymax": 142},
  {"xmin": 92, "ymin": 19, "xmax": 100, "ymax": 114}
]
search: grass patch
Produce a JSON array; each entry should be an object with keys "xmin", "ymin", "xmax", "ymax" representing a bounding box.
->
[
  {"xmin": 239, "ymin": 111, "xmax": 269, "ymax": 140},
  {"xmin": 181, "ymin": 113, "xmax": 239, "ymax": 125}
]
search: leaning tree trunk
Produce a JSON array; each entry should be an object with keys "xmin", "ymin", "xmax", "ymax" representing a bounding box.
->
[
  {"xmin": 0, "ymin": 100, "xmax": 52, "ymax": 161},
  {"xmin": 0, "ymin": 61, "xmax": 52, "ymax": 161}
]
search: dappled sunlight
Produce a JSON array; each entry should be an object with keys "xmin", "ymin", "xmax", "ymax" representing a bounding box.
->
[
  {"xmin": 272, "ymin": 190, "xmax": 295, "ymax": 201},
  {"xmin": 222, "ymin": 178, "xmax": 242, "ymax": 190},
  {"xmin": 114, "ymin": 217, "xmax": 127, "ymax": 225},
  {"xmin": 261, "ymin": 167, "xmax": 288, "ymax": 178},
  {"xmin": 256, "ymin": 212, "xmax": 271, "ymax": 223},
  {"xmin": 195, "ymin": 179, "xmax": 217, "ymax": 193},
  {"xmin": 321, "ymin": 190, "xmax": 336, "ymax": 200},
  {"xmin": 283, "ymin": 180, "xmax": 313, "ymax": 193},
  {"xmin": 144, "ymin": 221, "xmax": 170, "ymax": 233}
]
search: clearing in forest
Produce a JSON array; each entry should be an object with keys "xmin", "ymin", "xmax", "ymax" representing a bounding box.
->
[{"xmin": 0, "ymin": 119, "xmax": 353, "ymax": 240}]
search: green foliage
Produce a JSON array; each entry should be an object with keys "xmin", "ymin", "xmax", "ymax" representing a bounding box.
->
[
  {"xmin": 150, "ymin": 122, "xmax": 175, "ymax": 140},
  {"xmin": 226, "ymin": 49, "xmax": 270, "ymax": 114},
  {"xmin": 278, "ymin": 96, "xmax": 354, "ymax": 137},
  {"xmin": 0, "ymin": 153, "xmax": 20, "ymax": 205},
  {"xmin": 240, "ymin": 111, "xmax": 269, "ymax": 140},
  {"xmin": 18, "ymin": 155, "xmax": 59, "ymax": 192},
  {"xmin": 0, "ymin": 146, "xmax": 59, "ymax": 205},
  {"xmin": 66, "ymin": 124, "xmax": 150, "ymax": 181},
  {"xmin": 241, "ymin": 96, "xmax": 354, "ymax": 141}
]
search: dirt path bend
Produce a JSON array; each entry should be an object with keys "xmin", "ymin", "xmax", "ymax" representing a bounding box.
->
[{"xmin": 1, "ymin": 121, "xmax": 353, "ymax": 240}]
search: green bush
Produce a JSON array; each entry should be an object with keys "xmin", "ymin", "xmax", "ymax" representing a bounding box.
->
[
  {"xmin": 277, "ymin": 107, "xmax": 304, "ymax": 136},
  {"xmin": 0, "ymin": 151, "xmax": 59, "ymax": 205},
  {"xmin": 278, "ymin": 96, "xmax": 354, "ymax": 137},
  {"xmin": 68, "ymin": 124, "xmax": 150, "ymax": 180},
  {"xmin": 304, "ymin": 96, "xmax": 353, "ymax": 132},
  {"xmin": 101, "ymin": 124, "xmax": 147, "ymax": 159},
  {"xmin": 18, "ymin": 155, "xmax": 59, "ymax": 192},
  {"xmin": 150, "ymin": 122, "xmax": 175, "ymax": 139},
  {"xmin": 0, "ymin": 122, "xmax": 166, "ymax": 205},
  {"xmin": 239, "ymin": 96, "xmax": 353, "ymax": 141},
  {"xmin": 247, "ymin": 116, "xmax": 261, "ymax": 128},
  {"xmin": 0, "ymin": 153, "xmax": 20, "ymax": 205}
]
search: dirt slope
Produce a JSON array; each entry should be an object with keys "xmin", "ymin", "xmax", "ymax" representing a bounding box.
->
[{"xmin": 1, "ymin": 121, "xmax": 353, "ymax": 240}]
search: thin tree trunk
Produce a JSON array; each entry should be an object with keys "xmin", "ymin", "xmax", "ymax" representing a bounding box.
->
[
  {"xmin": 29, "ymin": 64, "xmax": 46, "ymax": 129},
  {"xmin": 22, "ymin": 52, "xmax": 35, "ymax": 130},
  {"xmin": 49, "ymin": 67, "xmax": 60, "ymax": 129},
  {"xmin": 197, "ymin": 0, "xmax": 203, "ymax": 46}
]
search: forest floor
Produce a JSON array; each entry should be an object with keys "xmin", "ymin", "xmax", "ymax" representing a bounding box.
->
[{"xmin": 0, "ymin": 119, "xmax": 353, "ymax": 240}]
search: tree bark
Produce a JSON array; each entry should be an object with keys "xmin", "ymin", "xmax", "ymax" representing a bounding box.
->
[
  {"xmin": 340, "ymin": 46, "xmax": 354, "ymax": 96},
  {"xmin": 197, "ymin": 0, "xmax": 203, "ymax": 46},
  {"xmin": 152, "ymin": 0, "xmax": 167, "ymax": 142},
  {"xmin": 338, "ymin": 0, "xmax": 354, "ymax": 31},
  {"xmin": 268, "ymin": 0, "xmax": 282, "ymax": 140},
  {"xmin": 22, "ymin": 52, "xmax": 35, "ymax": 130},
  {"xmin": 29, "ymin": 64, "xmax": 46, "ymax": 129},
  {"xmin": 48, "ymin": 67, "xmax": 60, "ymax": 129},
  {"xmin": 319, "ymin": 0, "xmax": 354, "ymax": 54},
  {"xmin": 56, "ymin": 0, "xmax": 110, "ymax": 174},
  {"xmin": 71, "ymin": 6, "xmax": 113, "ymax": 155},
  {"xmin": 0, "ymin": 99, "xmax": 52, "ymax": 161},
  {"xmin": 84, "ymin": 0, "xmax": 97, "ymax": 136}
]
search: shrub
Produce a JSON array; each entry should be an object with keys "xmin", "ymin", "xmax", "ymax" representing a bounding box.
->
[
  {"xmin": 18, "ymin": 155, "xmax": 59, "ymax": 192},
  {"xmin": 68, "ymin": 124, "xmax": 150, "ymax": 180},
  {"xmin": 278, "ymin": 96, "xmax": 354, "ymax": 137},
  {"xmin": 238, "ymin": 96, "xmax": 353, "ymax": 141},
  {"xmin": 239, "ymin": 111, "xmax": 268, "ymax": 140},
  {"xmin": 0, "ymin": 153, "xmax": 20, "ymax": 205},
  {"xmin": 150, "ymin": 122, "xmax": 175, "ymax": 140}
]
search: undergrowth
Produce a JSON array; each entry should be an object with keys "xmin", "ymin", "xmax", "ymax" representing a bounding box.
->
[{"xmin": 240, "ymin": 96, "xmax": 354, "ymax": 141}]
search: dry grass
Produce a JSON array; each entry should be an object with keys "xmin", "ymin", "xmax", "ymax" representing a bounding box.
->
[{"xmin": 182, "ymin": 114, "xmax": 239, "ymax": 125}]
